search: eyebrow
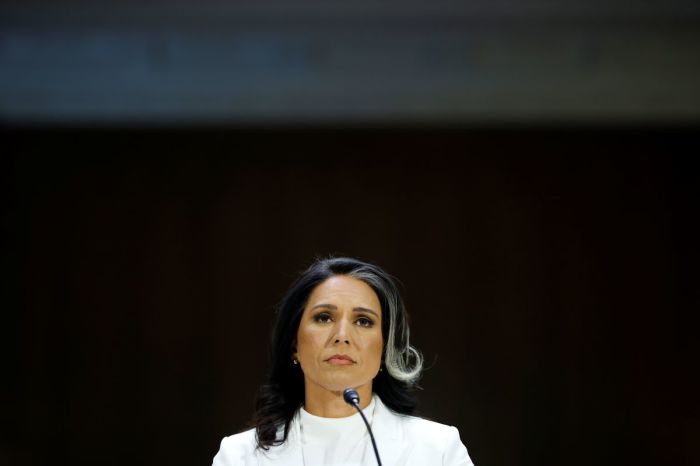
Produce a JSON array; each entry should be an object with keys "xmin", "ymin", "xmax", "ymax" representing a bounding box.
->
[{"xmin": 311, "ymin": 303, "xmax": 380, "ymax": 318}]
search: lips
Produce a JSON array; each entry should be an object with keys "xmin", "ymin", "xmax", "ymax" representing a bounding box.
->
[{"xmin": 325, "ymin": 354, "xmax": 356, "ymax": 365}]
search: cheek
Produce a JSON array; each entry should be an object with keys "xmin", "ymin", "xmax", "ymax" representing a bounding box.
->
[
  {"xmin": 369, "ymin": 332, "xmax": 384, "ymax": 360},
  {"xmin": 297, "ymin": 326, "xmax": 324, "ymax": 356}
]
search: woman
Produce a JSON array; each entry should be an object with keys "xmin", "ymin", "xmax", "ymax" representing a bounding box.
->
[{"xmin": 212, "ymin": 257, "xmax": 475, "ymax": 465}]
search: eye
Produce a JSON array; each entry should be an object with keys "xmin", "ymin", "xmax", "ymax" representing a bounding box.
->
[
  {"xmin": 356, "ymin": 316, "xmax": 374, "ymax": 328},
  {"xmin": 313, "ymin": 312, "xmax": 333, "ymax": 323}
]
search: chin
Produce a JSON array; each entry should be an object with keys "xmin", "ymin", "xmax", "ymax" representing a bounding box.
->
[{"xmin": 323, "ymin": 376, "xmax": 371, "ymax": 392}]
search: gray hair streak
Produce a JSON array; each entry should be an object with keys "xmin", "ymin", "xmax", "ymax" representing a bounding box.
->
[{"xmin": 349, "ymin": 269, "xmax": 423, "ymax": 383}]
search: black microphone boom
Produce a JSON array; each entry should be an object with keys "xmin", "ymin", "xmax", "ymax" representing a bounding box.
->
[{"xmin": 342, "ymin": 388, "xmax": 383, "ymax": 466}]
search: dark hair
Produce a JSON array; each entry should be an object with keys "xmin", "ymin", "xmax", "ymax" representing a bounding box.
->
[{"xmin": 251, "ymin": 256, "xmax": 423, "ymax": 450}]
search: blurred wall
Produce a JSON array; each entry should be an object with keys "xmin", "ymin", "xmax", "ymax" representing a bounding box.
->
[
  {"xmin": 5, "ymin": 127, "xmax": 699, "ymax": 466},
  {"xmin": 2, "ymin": 0, "xmax": 700, "ymax": 124}
]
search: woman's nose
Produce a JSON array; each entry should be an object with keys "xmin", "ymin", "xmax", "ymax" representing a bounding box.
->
[{"xmin": 333, "ymin": 319, "xmax": 351, "ymax": 344}]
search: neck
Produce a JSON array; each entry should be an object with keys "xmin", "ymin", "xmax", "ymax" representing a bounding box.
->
[{"xmin": 303, "ymin": 381, "xmax": 373, "ymax": 418}]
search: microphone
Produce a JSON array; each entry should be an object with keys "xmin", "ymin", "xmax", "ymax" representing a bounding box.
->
[
  {"xmin": 343, "ymin": 388, "xmax": 360, "ymax": 405},
  {"xmin": 343, "ymin": 388, "xmax": 383, "ymax": 466}
]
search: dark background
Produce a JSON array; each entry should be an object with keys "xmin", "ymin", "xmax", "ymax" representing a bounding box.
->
[
  {"xmin": 4, "ymin": 127, "xmax": 699, "ymax": 466},
  {"xmin": 3, "ymin": 1, "xmax": 700, "ymax": 465}
]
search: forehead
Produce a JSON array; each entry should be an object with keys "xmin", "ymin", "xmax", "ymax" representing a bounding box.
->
[{"xmin": 306, "ymin": 275, "xmax": 381, "ymax": 310}]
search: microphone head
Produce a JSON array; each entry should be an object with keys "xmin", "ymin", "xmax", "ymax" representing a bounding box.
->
[{"xmin": 343, "ymin": 388, "xmax": 360, "ymax": 406}]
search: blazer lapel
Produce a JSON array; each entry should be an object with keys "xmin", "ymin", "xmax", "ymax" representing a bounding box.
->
[
  {"xmin": 256, "ymin": 413, "xmax": 304, "ymax": 466},
  {"xmin": 370, "ymin": 396, "xmax": 409, "ymax": 466}
]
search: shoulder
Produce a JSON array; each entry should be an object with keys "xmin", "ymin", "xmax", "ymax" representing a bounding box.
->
[
  {"xmin": 397, "ymin": 413, "xmax": 456, "ymax": 436},
  {"xmin": 375, "ymin": 396, "xmax": 457, "ymax": 442},
  {"xmin": 391, "ymin": 412, "xmax": 464, "ymax": 449},
  {"xmin": 212, "ymin": 429, "xmax": 257, "ymax": 466},
  {"xmin": 375, "ymin": 398, "xmax": 475, "ymax": 465},
  {"xmin": 397, "ymin": 415, "xmax": 474, "ymax": 465}
]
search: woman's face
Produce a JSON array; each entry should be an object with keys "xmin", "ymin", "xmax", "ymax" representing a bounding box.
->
[{"xmin": 294, "ymin": 275, "xmax": 383, "ymax": 394}]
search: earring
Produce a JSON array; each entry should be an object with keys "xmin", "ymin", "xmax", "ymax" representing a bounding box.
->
[{"xmin": 293, "ymin": 358, "xmax": 299, "ymax": 365}]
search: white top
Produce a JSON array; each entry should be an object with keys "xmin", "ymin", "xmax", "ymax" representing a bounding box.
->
[{"xmin": 298, "ymin": 396, "xmax": 377, "ymax": 466}]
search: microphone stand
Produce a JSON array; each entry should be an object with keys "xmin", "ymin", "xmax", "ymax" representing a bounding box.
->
[{"xmin": 343, "ymin": 388, "xmax": 383, "ymax": 466}]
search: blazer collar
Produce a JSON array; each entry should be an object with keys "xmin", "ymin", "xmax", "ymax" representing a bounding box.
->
[
  {"xmin": 256, "ymin": 394, "xmax": 408, "ymax": 466},
  {"xmin": 256, "ymin": 410, "xmax": 303, "ymax": 466},
  {"xmin": 371, "ymin": 395, "xmax": 409, "ymax": 465}
]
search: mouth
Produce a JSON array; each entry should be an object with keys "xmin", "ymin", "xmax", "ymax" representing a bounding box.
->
[{"xmin": 325, "ymin": 354, "xmax": 356, "ymax": 365}]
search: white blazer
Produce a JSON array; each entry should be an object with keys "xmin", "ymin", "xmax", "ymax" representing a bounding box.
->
[{"xmin": 212, "ymin": 396, "xmax": 475, "ymax": 466}]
